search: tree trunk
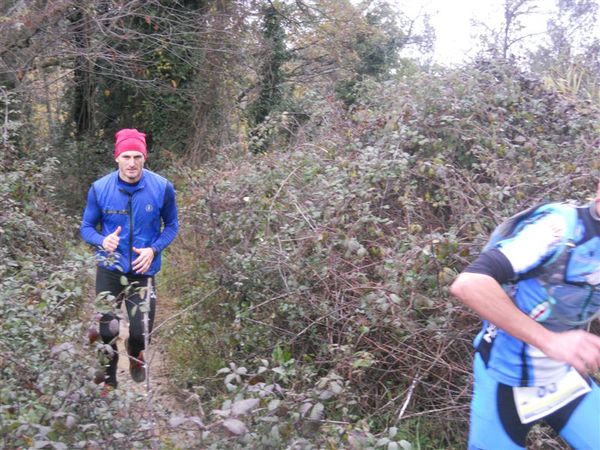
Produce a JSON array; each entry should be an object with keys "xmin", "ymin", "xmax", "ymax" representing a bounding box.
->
[{"xmin": 69, "ymin": 5, "xmax": 95, "ymax": 136}]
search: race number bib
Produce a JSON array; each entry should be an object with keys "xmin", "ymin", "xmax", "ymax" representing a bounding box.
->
[{"xmin": 513, "ymin": 368, "xmax": 591, "ymax": 424}]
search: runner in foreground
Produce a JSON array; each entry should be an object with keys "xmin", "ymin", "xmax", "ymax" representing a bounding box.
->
[{"xmin": 451, "ymin": 185, "xmax": 600, "ymax": 449}]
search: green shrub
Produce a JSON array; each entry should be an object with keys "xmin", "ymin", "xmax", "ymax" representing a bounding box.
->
[{"xmin": 0, "ymin": 151, "xmax": 161, "ymax": 449}]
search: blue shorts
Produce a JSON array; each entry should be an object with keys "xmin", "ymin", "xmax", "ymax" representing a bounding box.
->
[{"xmin": 468, "ymin": 353, "xmax": 600, "ymax": 450}]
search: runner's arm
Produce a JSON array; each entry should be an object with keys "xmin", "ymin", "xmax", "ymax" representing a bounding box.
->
[
  {"xmin": 80, "ymin": 186, "xmax": 105, "ymax": 247},
  {"xmin": 452, "ymin": 248, "xmax": 557, "ymax": 354},
  {"xmin": 150, "ymin": 182, "xmax": 179, "ymax": 254},
  {"xmin": 451, "ymin": 248, "xmax": 600, "ymax": 374}
]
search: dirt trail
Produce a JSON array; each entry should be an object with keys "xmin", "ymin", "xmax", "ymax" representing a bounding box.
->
[
  {"xmin": 115, "ymin": 316, "xmax": 177, "ymax": 409},
  {"xmin": 109, "ymin": 292, "xmax": 202, "ymax": 448}
]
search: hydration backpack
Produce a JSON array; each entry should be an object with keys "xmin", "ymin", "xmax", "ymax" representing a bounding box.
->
[{"xmin": 483, "ymin": 202, "xmax": 600, "ymax": 327}]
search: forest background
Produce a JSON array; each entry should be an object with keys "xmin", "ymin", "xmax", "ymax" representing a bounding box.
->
[{"xmin": 2, "ymin": 0, "xmax": 600, "ymax": 449}]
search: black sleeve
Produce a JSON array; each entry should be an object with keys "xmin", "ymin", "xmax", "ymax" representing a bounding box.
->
[{"xmin": 463, "ymin": 248, "xmax": 515, "ymax": 284}]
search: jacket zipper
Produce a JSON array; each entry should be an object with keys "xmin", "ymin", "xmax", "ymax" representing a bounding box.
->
[{"xmin": 128, "ymin": 194, "xmax": 133, "ymax": 270}]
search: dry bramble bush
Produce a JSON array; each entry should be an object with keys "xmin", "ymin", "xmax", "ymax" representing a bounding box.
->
[{"xmin": 161, "ymin": 61, "xmax": 600, "ymax": 448}]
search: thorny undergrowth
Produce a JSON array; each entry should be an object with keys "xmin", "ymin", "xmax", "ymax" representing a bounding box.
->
[{"xmin": 161, "ymin": 62, "xmax": 598, "ymax": 448}]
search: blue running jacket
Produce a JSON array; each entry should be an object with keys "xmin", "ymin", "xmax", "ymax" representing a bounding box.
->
[{"xmin": 80, "ymin": 169, "xmax": 179, "ymax": 276}]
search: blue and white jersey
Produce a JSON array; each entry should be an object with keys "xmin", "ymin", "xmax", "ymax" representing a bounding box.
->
[{"xmin": 474, "ymin": 203, "xmax": 600, "ymax": 387}]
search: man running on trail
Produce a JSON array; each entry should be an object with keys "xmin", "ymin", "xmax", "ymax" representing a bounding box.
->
[
  {"xmin": 451, "ymin": 185, "xmax": 600, "ymax": 449},
  {"xmin": 81, "ymin": 128, "xmax": 179, "ymax": 389}
]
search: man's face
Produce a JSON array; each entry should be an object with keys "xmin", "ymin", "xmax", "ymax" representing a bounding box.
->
[{"xmin": 116, "ymin": 151, "xmax": 145, "ymax": 183}]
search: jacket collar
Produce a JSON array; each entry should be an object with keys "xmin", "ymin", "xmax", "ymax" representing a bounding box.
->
[{"xmin": 115, "ymin": 170, "xmax": 145, "ymax": 192}]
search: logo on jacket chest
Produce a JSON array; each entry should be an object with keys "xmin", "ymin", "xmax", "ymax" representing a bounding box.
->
[{"xmin": 145, "ymin": 204, "xmax": 154, "ymax": 213}]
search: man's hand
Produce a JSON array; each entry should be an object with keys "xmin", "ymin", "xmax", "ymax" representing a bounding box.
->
[
  {"xmin": 132, "ymin": 247, "xmax": 154, "ymax": 274},
  {"xmin": 541, "ymin": 329, "xmax": 600, "ymax": 375},
  {"xmin": 102, "ymin": 226, "xmax": 121, "ymax": 252}
]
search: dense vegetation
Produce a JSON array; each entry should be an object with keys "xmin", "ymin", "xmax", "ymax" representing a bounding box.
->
[{"xmin": 2, "ymin": 0, "xmax": 600, "ymax": 449}]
